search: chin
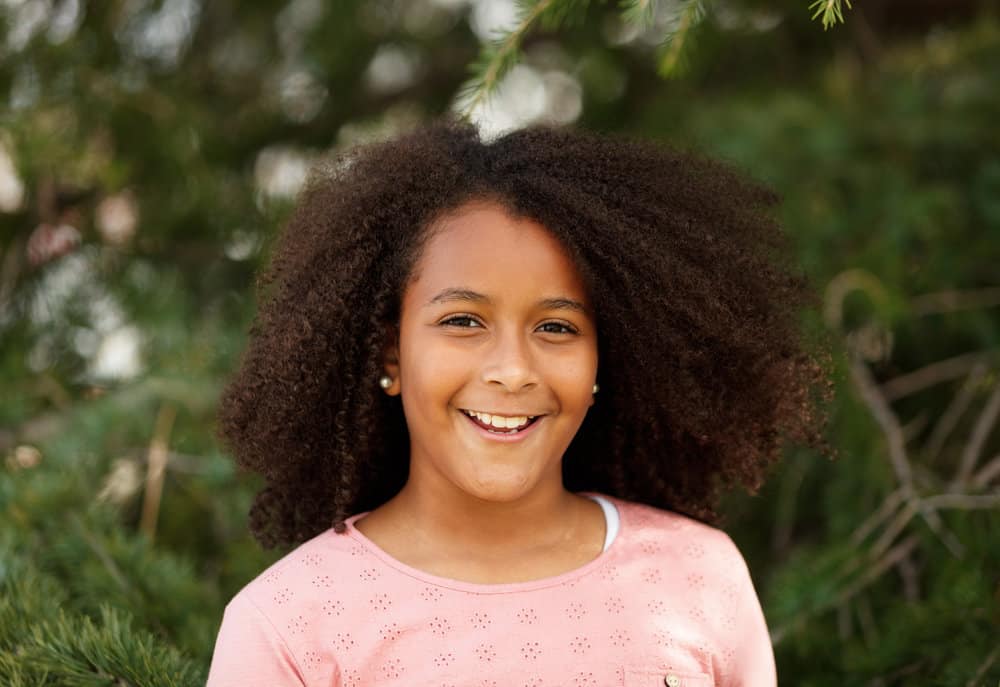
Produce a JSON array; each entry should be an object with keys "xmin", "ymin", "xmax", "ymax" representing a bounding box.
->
[{"xmin": 463, "ymin": 472, "xmax": 535, "ymax": 503}]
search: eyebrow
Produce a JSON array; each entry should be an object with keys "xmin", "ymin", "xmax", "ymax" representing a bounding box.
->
[{"xmin": 425, "ymin": 287, "xmax": 589, "ymax": 315}]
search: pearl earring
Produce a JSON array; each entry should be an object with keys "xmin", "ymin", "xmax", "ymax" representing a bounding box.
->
[
  {"xmin": 592, "ymin": 383, "xmax": 599, "ymax": 394},
  {"xmin": 379, "ymin": 375, "xmax": 393, "ymax": 389}
]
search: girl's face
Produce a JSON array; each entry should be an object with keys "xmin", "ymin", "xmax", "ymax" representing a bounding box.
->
[{"xmin": 382, "ymin": 200, "xmax": 598, "ymax": 504}]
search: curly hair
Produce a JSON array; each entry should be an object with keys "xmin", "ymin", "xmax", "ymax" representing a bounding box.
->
[{"xmin": 215, "ymin": 115, "xmax": 836, "ymax": 550}]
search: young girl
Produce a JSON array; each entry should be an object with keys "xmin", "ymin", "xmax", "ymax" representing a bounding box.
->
[{"xmin": 205, "ymin": 116, "xmax": 832, "ymax": 686}]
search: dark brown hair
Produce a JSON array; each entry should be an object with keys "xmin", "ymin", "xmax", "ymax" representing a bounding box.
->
[{"xmin": 215, "ymin": 115, "xmax": 835, "ymax": 549}]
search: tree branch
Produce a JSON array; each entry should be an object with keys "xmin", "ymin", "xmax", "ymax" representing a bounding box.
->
[
  {"xmin": 881, "ymin": 350, "xmax": 997, "ymax": 402},
  {"xmin": 950, "ymin": 381, "xmax": 1000, "ymax": 489}
]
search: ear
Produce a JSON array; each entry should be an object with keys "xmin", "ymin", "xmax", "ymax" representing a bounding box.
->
[{"xmin": 380, "ymin": 324, "xmax": 401, "ymax": 396}]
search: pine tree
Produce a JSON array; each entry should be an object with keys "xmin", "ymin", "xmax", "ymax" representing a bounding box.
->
[{"xmin": 1, "ymin": 2, "xmax": 997, "ymax": 685}]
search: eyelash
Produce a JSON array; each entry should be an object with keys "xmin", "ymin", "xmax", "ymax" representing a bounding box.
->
[{"xmin": 440, "ymin": 315, "xmax": 578, "ymax": 335}]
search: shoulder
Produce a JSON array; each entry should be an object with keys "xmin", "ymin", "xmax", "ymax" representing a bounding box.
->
[
  {"xmin": 209, "ymin": 529, "xmax": 361, "ymax": 687},
  {"xmin": 606, "ymin": 495, "xmax": 749, "ymax": 571},
  {"xmin": 230, "ymin": 525, "xmax": 364, "ymax": 616}
]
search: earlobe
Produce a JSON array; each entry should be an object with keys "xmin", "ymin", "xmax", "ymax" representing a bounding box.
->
[{"xmin": 380, "ymin": 327, "xmax": 401, "ymax": 396}]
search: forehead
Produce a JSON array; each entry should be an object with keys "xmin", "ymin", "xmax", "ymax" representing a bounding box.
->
[{"xmin": 407, "ymin": 201, "xmax": 590, "ymax": 305}]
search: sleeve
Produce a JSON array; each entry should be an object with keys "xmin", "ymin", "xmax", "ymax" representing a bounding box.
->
[
  {"xmin": 718, "ymin": 534, "xmax": 778, "ymax": 687},
  {"xmin": 205, "ymin": 592, "xmax": 309, "ymax": 687}
]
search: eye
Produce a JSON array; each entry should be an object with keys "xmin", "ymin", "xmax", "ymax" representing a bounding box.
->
[
  {"xmin": 539, "ymin": 321, "xmax": 578, "ymax": 335},
  {"xmin": 440, "ymin": 315, "xmax": 483, "ymax": 328}
]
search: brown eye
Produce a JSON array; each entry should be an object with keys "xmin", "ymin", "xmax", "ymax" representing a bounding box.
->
[
  {"xmin": 440, "ymin": 315, "xmax": 483, "ymax": 328},
  {"xmin": 539, "ymin": 322, "xmax": 577, "ymax": 335}
]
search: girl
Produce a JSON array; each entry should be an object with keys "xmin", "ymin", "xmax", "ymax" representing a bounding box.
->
[{"xmin": 206, "ymin": 116, "xmax": 833, "ymax": 686}]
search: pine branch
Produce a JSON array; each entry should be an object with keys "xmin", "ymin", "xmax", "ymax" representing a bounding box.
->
[
  {"xmin": 0, "ymin": 555, "xmax": 204, "ymax": 686},
  {"xmin": 656, "ymin": 0, "xmax": 706, "ymax": 78},
  {"xmin": 881, "ymin": 349, "xmax": 997, "ymax": 402},
  {"xmin": 846, "ymin": 352, "xmax": 914, "ymax": 489},
  {"xmin": 21, "ymin": 605, "xmax": 203, "ymax": 686},
  {"xmin": 971, "ymin": 453, "xmax": 1000, "ymax": 488},
  {"xmin": 951, "ymin": 380, "xmax": 1000, "ymax": 488},
  {"xmin": 966, "ymin": 645, "xmax": 1000, "ymax": 687},
  {"xmin": 139, "ymin": 402, "xmax": 178, "ymax": 542},
  {"xmin": 459, "ymin": 0, "xmax": 855, "ymax": 111},
  {"xmin": 457, "ymin": 0, "xmax": 564, "ymax": 119},
  {"xmin": 772, "ymin": 534, "xmax": 921, "ymax": 645},
  {"xmin": 923, "ymin": 361, "xmax": 988, "ymax": 464},
  {"xmin": 618, "ymin": 0, "xmax": 658, "ymax": 28},
  {"xmin": 809, "ymin": 0, "xmax": 853, "ymax": 30}
]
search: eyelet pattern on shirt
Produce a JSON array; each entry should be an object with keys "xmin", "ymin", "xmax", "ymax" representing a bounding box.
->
[{"xmin": 225, "ymin": 497, "xmax": 772, "ymax": 687}]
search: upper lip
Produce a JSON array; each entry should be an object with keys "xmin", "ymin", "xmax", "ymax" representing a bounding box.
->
[{"xmin": 460, "ymin": 408, "xmax": 545, "ymax": 417}]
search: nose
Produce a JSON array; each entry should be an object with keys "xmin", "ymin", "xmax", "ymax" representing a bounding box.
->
[{"xmin": 480, "ymin": 326, "xmax": 539, "ymax": 392}]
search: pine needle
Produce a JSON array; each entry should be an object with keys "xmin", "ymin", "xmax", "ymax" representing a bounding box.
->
[
  {"xmin": 619, "ymin": 0, "xmax": 658, "ymax": 29},
  {"xmin": 457, "ymin": 0, "xmax": 595, "ymax": 119},
  {"xmin": 809, "ymin": 0, "xmax": 853, "ymax": 30},
  {"xmin": 656, "ymin": 0, "xmax": 706, "ymax": 78}
]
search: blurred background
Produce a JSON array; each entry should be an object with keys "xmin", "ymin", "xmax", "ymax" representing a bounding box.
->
[{"xmin": 1, "ymin": 0, "xmax": 998, "ymax": 684}]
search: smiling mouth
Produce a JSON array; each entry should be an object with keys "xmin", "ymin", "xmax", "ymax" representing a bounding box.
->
[{"xmin": 459, "ymin": 409, "xmax": 543, "ymax": 435}]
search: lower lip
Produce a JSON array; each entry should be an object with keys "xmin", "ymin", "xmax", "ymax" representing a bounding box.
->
[{"xmin": 459, "ymin": 411, "xmax": 544, "ymax": 443}]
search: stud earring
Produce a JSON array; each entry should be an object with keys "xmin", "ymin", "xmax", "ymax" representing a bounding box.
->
[
  {"xmin": 592, "ymin": 383, "xmax": 599, "ymax": 394},
  {"xmin": 379, "ymin": 375, "xmax": 393, "ymax": 389}
]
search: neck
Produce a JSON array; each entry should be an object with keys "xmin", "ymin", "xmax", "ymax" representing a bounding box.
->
[{"xmin": 375, "ymin": 475, "xmax": 590, "ymax": 558}]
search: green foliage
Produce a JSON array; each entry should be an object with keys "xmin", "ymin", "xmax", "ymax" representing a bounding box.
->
[
  {"xmin": 1, "ymin": 2, "xmax": 997, "ymax": 685},
  {"xmin": 810, "ymin": 0, "xmax": 853, "ymax": 30},
  {"xmin": 460, "ymin": 0, "xmax": 850, "ymax": 112},
  {"xmin": 0, "ymin": 556, "xmax": 204, "ymax": 686},
  {"xmin": 618, "ymin": 0, "xmax": 658, "ymax": 28},
  {"xmin": 654, "ymin": 0, "xmax": 706, "ymax": 78}
]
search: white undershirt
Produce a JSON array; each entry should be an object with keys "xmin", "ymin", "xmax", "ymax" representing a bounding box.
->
[{"xmin": 585, "ymin": 494, "xmax": 620, "ymax": 552}]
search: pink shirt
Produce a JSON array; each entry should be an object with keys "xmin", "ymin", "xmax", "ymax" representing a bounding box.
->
[{"xmin": 206, "ymin": 493, "xmax": 776, "ymax": 686}]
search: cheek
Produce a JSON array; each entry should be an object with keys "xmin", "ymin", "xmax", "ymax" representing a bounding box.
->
[
  {"xmin": 548, "ymin": 352, "xmax": 598, "ymax": 404},
  {"xmin": 400, "ymin": 340, "xmax": 469, "ymax": 399}
]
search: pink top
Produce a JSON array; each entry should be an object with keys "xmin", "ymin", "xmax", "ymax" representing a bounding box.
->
[{"xmin": 205, "ymin": 493, "xmax": 776, "ymax": 686}]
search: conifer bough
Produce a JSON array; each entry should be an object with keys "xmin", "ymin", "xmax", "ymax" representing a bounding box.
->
[{"xmin": 459, "ymin": 0, "xmax": 854, "ymax": 118}]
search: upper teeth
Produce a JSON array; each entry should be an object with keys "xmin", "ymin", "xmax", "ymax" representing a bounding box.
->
[{"xmin": 463, "ymin": 409, "xmax": 535, "ymax": 429}]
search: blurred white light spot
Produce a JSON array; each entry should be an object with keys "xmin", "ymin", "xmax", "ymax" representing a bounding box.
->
[
  {"xmin": 7, "ymin": 445, "xmax": 42, "ymax": 470},
  {"xmin": 279, "ymin": 70, "xmax": 328, "ymax": 123},
  {"xmin": 224, "ymin": 228, "xmax": 260, "ymax": 261},
  {"xmin": 97, "ymin": 458, "xmax": 143, "ymax": 504},
  {"xmin": 96, "ymin": 192, "xmax": 139, "ymax": 245},
  {"xmin": 254, "ymin": 146, "xmax": 311, "ymax": 200},
  {"xmin": 505, "ymin": 65, "xmax": 547, "ymax": 120},
  {"xmin": 89, "ymin": 292, "xmax": 125, "ymax": 333},
  {"xmin": 458, "ymin": 64, "xmax": 546, "ymax": 141},
  {"xmin": 10, "ymin": 64, "xmax": 40, "ymax": 109},
  {"xmin": 602, "ymin": 13, "xmax": 642, "ymax": 46},
  {"xmin": 469, "ymin": 0, "xmax": 518, "ymax": 41},
  {"xmin": 0, "ymin": 143, "xmax": 25, "ymax": 212},
  {"xmin": 276, "ymin": 0, "xmax": 323, "ymax": 55},
  {"xmin": 72, "ymin": 326, "xmax": 99, "ymax": 357},
  {"xmin": 47, "ymin": 0, "xmax": 82, "ymax": 44},
  {"xmin": 91, "ymin": 325, "xmax": 143, "ymax": 380},
  {"xmin": 6, "ymin": 0, "xmax": 50, "ymax": 52},
  {"xmin": 28, "ymin": 251, "xmax": 89, "ymax": 325},
  {"xmin": 119, "ymin": 0, "xmax": 201, "ymax": 67},
  {"xmin": 541, "ymin": 70, "xmax": 582, "ymax": 124},
  {"xmin": 364, "ymin": 44, "xmax": 423, "ymax": 95},
  {"xmin": 27, "ymin": 333, "xmax": 54, "ymax": 371}
]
